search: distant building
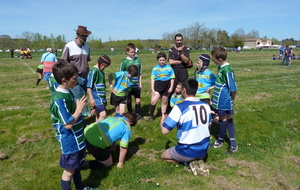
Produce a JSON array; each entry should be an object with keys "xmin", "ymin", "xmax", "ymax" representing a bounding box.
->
[{"xmin": 243, "ymin": 38, "xmax": 273, "ymax": 49}]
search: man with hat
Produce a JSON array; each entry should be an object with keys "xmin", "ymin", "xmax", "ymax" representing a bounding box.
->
[{"xmin": 62, "ymin": 25, "xmax": 92, "ymax": 93}]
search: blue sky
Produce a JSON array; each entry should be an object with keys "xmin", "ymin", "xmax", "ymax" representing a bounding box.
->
[{"xmin": 1, "ymin": 0, "xmax": 299, "ymax": 42}]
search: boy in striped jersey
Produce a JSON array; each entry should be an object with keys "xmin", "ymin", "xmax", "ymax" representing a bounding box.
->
[
  {"xmin": 210, "ymin": 47, "xmax": 238, "ymax": 154},
  {"xmin": 120, "ymin": 43, "xmax": 143, "ymax": 119},
  {"xmin": 86, "ymin": 55, "xmax": 111, "ymax": 121},
  {"xmin": 160, "ymin": 78, "xmax": 211, "ymax": 176},
  {"xmin": 50, "ymin": 59, "xmax": 91, "ymax": 190}
]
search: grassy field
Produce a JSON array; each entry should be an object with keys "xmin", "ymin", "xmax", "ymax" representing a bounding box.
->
[{"xmin": 0, "ymin": 48, "xmax": 300, "ymax": 190}]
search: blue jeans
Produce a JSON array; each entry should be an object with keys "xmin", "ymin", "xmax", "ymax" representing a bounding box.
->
[{"xmin": 281, "ymin": 55, "xmax": 291, "ymax": 65}]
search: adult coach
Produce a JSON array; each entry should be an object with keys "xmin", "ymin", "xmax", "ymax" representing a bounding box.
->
[
  {"xmin": 168, "ymin": 34, "xmax": 190, "ymax": 86},
  {"xmin": 281, "ymin": 45, "xmax": 292, "ymax": 66},
  {"xmin": 160, "ymin": 78, "xmax": 211, "ymax": 177},
  {"xmin": 62, "ymin": 25, "xmax": 92, "ymax": 91}
]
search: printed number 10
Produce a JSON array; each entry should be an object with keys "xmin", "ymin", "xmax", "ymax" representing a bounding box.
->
[{"xmin": 192, "ymin": 105, "xmax": 207, "ymax": 125}]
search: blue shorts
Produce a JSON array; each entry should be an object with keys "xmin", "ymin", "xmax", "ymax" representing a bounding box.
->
[
  {"xmin": 59, "ymin": 148, "xmax": 86, "ymax": 170},
  {"xmin": 93, "ymin": 105, "xmax": 106, "ymax": 113},
  {"xmin": 217, "ymin": 110, "xmax": 234, "ymax": 117},
  {"xmin": 43, "ymin": 72, "xmax": 51, "ymax": 81}
]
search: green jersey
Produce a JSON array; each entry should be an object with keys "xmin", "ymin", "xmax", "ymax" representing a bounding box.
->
[{"xmin": 120, "ymin": 57, "xmax": 142, "ymax": 90}]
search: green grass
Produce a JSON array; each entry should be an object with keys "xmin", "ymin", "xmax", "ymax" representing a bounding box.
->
[{"xmin": 0, "ymin": 49, "xmax": 300, "ymax": 190}]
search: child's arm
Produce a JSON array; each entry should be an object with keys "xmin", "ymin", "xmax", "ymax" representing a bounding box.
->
[
  {"xmin": 151, "ymin": 79, "xmax": 155, "ymax": 93},
  {"xmin": 139, "ymin": 74, "xmax": 142, "ymax": 90},
  {"xmin": 108, "ymin": 73, "xmax": 114, "ymax": 93},
  {"xmin": 87, "ymin": 88, "xmax": 95, "ymax": 107},
  {"xmin": 230, "ymin": 91, "xmax": 237, "ymax": 105},
  {"xmin": 64, "ymin": 95, "xmax": 88, "ymax": 130},
  {"xmin": 168, "ymin": 79, "xmax": 174, "ymax": 94},
  {"xmin": 205, "ymin": 86, "xmax": 215, "ymax": 93},
  {"xmin": 117, "ymin": 146, "xmax": 128, "ymax": 168}
]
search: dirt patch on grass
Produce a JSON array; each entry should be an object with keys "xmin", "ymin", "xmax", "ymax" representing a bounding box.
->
[
  {"xmin": 16, "ymin": 132, "xmax": 46, "ymax": 145},
  {"xmin": 135, "ymin": 148, "xmax": 160, "ymax": 162},
  {"xmin": 206, "ymin": 157, "xmax": 295, "ymax": 190},
  {"xmin": 250, "ymin": 92, "xmax": 272, "ymax": 100},
  {"xmin": 0, "ymin": 106, "xmax": 21, "ymax": 112},
  {"xmin": 0, "ymin": 150, "xmax": 8, "ymax": 160}
]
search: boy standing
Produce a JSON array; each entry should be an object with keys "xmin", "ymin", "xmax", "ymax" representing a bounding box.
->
[
  {"xmin": 194, "ymin": 54, "xmax": 216, "ymax": 105},
  {"xmin": 120, "ymin": 43, "xmax": 143, "ymax": 118},
  {"xmin": 110, "ymin": 64, "xmax": 139, "ymax": 116},
  {"xmin": 50, "ymin": 59, "xmax": 91, "ymax": 190},
  {"xmin": 210, "ymin": 48, "xmax": 238, "ymax": 154},
  {"xmin": 86, "ymin": 55, "xmax": 111, "ymax": 121}
]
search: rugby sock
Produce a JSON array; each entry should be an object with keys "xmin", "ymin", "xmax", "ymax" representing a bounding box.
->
[
  {"xmin": 227, "ymin": 118, "xmax": 237, "ymax": 147},
  {"xmin": 36, "ymin": 78, "xmax": 41, "ymax": 85},
  {"xmin": 61, "ymin": 179, "xmax": 71, "ymax": 190},
  {"xmin": 217, "ymin": 120, "xmax": 227, "ymax": 144},
  {"xmin": 149, "ymin": 104, "xmax": 156, "ymax": 117},
  {"xmin": 127, "ymin": 103, "xmax": 133, "ymax": 112},
  {"xmin": 135, "ymin": 104, "xmax": 141, "ymax": 115},
  {"xmin": 72, "ymin": 169, "xmax": 84, "ymax": 190},
  {"xmin": 89, "ymin": 160, "xmax": 105, "ymax": 169}
]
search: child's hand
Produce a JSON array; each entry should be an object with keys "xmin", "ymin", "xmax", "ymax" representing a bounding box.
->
[
  {"xmin": 117, "ymin": 162, "xmax": 123, "ymax": 168},
  {"xmin": 76, "ymin": 95, "xmax": 88, "ymax": 111},
  {"xmin": 89, "ymin": 97, "xmax": 96, "ymax": 107}
]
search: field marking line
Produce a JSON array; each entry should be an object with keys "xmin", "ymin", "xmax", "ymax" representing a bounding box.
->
[
  {"xmin": 238, "ymin": 75, "xmax": 300, "ymax": 83},
  {"xmin": 18, "ymin": 58, "xmax": 35, "ymax": 74}
]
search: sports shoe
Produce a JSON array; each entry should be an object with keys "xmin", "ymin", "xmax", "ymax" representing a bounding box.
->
[
  {"xmin": 226, "ymin": 146, "xmax": 238, "ymax": 154},
  {"xmin": 83, "ymin": 186, "xmax": 98, "ymax": 190},
  {"xmin": 149, "ymin": 116, "xmax": 154, "ymax": 122},
  {"xmin": 188, "ymin": 160, "xmax": 210, "ymax": 177},
  {"xmin": 210, "ymin": 141, "xmax": 223, "ymax": 148},
  {"xmin": 136, "ymin": 114, "xmax": 144, "ymax": 121}
]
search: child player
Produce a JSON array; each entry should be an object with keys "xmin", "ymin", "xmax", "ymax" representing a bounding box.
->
[
  {"xmin": 86, "ymin": 55, "xmax": 111, "ymax": 121},
  {"xmin": 170, "ymin": 82, "xmax": 184, "ymax": 108},
  {"xmin": 50, "ymin": 59, "xmax": 93, "ymax": 190},
  {"xmin": 210, "ymin": 48, "xmax": 238, "ymax": 154},
  {"xmin": 149, "ymin": 52, "xmax": 175, "ymax": 121},
  {"xmin": 110, "ymin": 64, "xmax": 139, "ymax": 116},
  {"xmin": 120, "ymin": 43, "xmax": 143, "ymax": 119},
  {"xmin": 194, "ymin": 54, "xmax": 216, "ymax": 105}
]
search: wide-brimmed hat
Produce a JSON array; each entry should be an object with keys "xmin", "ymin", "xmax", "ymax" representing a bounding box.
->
[{"xmin": 76, "ymin": 25, "xmax": 92, "ymax": 35}]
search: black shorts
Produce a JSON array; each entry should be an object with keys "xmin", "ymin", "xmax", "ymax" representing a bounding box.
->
[
  {"xmin": 110, "ymin": 93, "xmax": 126, "ymax": 106},
  {"xmin": 127, "ymin": 89, "xmax": 141, "ymax": 98},
  {"xmin": 173, "ymin": 68, "xmax": 188, "ymax": 83},
  {"xmin": 36, "ymin": 68, "xmax": 43, "ymax": 74},
  {"xmin": 154, "ymin": 80, "xmax": 171, "ymax": 96},
  {"xmin": 85, "ymin": 140, "xmax": 111, "ymax": 161}
]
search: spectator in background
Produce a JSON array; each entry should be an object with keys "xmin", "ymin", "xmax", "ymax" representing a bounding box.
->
[
  {"xmin": 281, "ymin": 45, "xmax": 292, "ymax": 66},
  {"xmin": 41, "ymin": 48, "xmax": 57, "ymax": 82}
]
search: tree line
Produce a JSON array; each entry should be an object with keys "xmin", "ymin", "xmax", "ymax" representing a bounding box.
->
[{"xmin": 0, "ymin": 22, "xmax": 298, "ymax": 51}]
